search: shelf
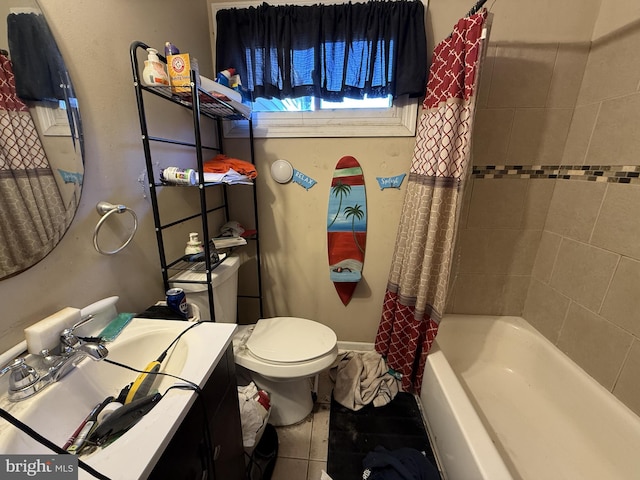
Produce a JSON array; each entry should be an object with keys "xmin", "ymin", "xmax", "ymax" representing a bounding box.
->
[
  {"xmin": 131, "ymin": 39, "xmax": 263, "ymax": 321},
  {"xmin": 166, "ymin": 249, "xmax": 226, "ymax": 273},
  {"xmin": 140, "ymin": 84, "xmax": 251, "ymax": 121}
]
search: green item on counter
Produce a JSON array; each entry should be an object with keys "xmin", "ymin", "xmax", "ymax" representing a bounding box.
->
[{"xmin": 99, "ymin": 313, "xmax": 135, "ymax": 342}]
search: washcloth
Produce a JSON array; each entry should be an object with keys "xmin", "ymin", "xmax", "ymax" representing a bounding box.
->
[
  {"xmin": 330, "ymin": 351, "xmax": 399, "ymax": 411},
  {"xmin": 204, "ymin": 154, "xmax": 258, "ymax": 179}
]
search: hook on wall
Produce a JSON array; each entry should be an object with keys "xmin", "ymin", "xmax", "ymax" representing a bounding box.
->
[{"xmin": 93, "ymin": 201, "xmax": 138, "ymax": 255}]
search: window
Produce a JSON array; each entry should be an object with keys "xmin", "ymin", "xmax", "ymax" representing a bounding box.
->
[{"xmin": 210, "ymin": 1, "xmax": 428, "ymax": 138}]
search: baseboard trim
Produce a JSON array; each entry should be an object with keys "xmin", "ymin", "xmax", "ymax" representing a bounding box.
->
[{"xmin": 337, "ymin": 340, "xmax": 375, "ymax": 352}]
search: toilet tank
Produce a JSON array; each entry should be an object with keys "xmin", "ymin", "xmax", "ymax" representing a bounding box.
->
[{"xmin": 169, "ymin": 255, "xmax": 240, "ymax": 322}]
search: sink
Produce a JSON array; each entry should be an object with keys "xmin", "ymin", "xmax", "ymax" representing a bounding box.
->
[{"xmin": 0, "ymin": 318, "xmax": 236, "ymax": 479}]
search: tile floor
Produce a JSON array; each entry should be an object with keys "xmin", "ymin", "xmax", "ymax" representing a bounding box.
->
[{"xmin": 271, "ymin": 369, "xmax": 334, "ymax": 480}]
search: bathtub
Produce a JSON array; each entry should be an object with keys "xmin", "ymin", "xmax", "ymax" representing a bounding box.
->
[{"xmin": 420, "ymin": 314, "xmax": 640, "ymax": 480}]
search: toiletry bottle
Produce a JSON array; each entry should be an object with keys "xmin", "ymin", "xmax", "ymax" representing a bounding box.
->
[
  {"xmin": 185, "ymin": 232, "xmax": 204, "ymax": 255},
  {"xmin": 164, "ymin": 41, "xmax": 180, "ymax": 56},
  {"xmin": 142, "ymin": 48, "xmax": 169, "ymax": 86}
]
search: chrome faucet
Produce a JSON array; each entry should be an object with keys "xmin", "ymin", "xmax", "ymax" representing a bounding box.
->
[{"xmin": 0, "ymin": 315, "xmax": 108, "ymax": 402}]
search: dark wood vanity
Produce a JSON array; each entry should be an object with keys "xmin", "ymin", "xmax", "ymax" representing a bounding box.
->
[{"xmin": 149, "ymin": 345, "xmax": 245, "ymax": 479}]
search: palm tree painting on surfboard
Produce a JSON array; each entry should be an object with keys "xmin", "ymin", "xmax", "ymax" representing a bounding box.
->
[{"xmin": 327, "ymin": 155, "xmax": 367, "ymax": 306}]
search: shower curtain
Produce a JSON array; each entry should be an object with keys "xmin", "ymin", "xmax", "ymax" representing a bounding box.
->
[
  {"xmin": 375, "ymin": 10, "xmax": 489, "ymax": 392},
  {"xmin": 0, "ymin": 52, "xmax": 67, "ymax": 278}
]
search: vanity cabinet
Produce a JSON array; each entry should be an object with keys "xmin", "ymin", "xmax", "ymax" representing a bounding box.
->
[
  {"xmin": 148, "ymin": 345, "xmax": 245, "ymax": 480},
  {"xmin": 129, "ymin": 40, "xmax": 263, "ymax": 322}
]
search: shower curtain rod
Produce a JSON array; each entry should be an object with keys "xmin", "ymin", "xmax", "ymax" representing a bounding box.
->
[
  {"xmin": 447, "ymin": 0, "xmax": 488, "ymax": 38},
  {"xmin": 465, "ymin": 0, "xmax": 488, "ymax": 17}
]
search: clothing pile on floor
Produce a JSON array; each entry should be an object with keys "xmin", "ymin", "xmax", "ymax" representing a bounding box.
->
[{"xmin": 330, "ymin": 350, "xmax": 400, "ymax": 411}]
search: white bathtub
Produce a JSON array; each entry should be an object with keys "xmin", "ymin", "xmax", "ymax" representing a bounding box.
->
[{"xmin": 420, "ymin": 314, "xmax": 640, "ymax": 480}]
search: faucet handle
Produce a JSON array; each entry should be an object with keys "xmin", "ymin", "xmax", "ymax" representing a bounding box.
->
[
  {"xmin": 60, "ymin": 314, "xmax": 97, "ymax": 348},
  {"xmin": 0, "ymin": 358, "xmax": 40, "ymax": 392}
]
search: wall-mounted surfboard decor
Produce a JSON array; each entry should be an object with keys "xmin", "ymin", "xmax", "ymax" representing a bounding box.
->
[{"xmin": 327, "ymin": 155, "xmax": 367, "ymax": 306}]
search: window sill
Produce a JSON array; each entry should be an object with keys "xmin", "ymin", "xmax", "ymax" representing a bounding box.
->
[{"xmin": 223, "ymin": 97, "xmax": 419, "ymax": 138}]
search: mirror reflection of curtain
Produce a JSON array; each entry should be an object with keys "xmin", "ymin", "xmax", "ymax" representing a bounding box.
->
[{"xmin": 0, "ymin": 52, "xmax": 67, "ymax": 278}]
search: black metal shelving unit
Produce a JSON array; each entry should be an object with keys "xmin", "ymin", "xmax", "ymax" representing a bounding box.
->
[{"xmin": 130, "ymin": 40, "xmax": 263, "ymax": 321}]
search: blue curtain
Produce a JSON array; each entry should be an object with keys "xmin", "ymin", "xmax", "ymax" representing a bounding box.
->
[{"xmin": 216, "ymin": 1, "xmax": 427, "ymax": 101}]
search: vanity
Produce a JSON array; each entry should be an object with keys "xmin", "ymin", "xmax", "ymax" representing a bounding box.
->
[
  {"xmin": 148, "ymin": 343, "xmax": 244, "ymax": 479},
  {"xmin": 0, "ymin": 318, "xmax": 245, "ymax": 480}
]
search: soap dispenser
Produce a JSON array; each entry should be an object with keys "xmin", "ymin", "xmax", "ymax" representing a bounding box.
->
[
  {"xmin": 142, "ymin": 48, "xmax": 169, "ymax": 86},
  {"xmin": 185, "ymin": 232, "xmax": 204, "ymax": 255}
]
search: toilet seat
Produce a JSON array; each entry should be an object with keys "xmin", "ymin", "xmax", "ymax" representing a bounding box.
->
[
  {"xmin": 246, "ymin": 317, "xmax": 337, "ymax": 363},
  {"xmin": 234, "ymin": 317, "xmax": 338, "ymax": 379}
]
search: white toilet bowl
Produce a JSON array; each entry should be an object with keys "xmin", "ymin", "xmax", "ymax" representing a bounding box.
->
[{"xmin": 233, "ymin": 317, "xmax": 338, "ymax": 426}]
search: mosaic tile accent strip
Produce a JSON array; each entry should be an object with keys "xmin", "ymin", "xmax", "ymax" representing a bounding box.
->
[{"xmin": 472, "ymin": 165, "xmax": 640, "ymax": 184}]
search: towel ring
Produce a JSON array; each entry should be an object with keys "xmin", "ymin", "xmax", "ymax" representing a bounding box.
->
[{"xmin": 93, "ymin": 201, "xmax": 138, "ymax": 255}]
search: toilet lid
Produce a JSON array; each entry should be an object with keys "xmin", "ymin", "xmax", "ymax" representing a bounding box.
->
[{"xmin": 245, "ymin": 317, "xmax": 337, "ymax": 363}]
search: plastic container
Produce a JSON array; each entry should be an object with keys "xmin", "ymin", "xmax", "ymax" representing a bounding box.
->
[
  {"xmin": 169, "ymin": 255, "xmax": 240, "ymax": 322},
  {"xmin": 185, "ymin": 232, "xmax": 204, "ymax": 255},
  {"xmin": 142, "ymin": 48, "xmax": 169, "ymax": 86}
]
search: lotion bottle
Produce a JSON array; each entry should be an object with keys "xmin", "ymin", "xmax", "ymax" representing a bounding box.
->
[
  {"xmin": 185, "ymin": 232, "xmax": 204, "ymax": 255},
  {"xmin": 142, "ymin": 48, "xmax": 169, "ymax": 86}
]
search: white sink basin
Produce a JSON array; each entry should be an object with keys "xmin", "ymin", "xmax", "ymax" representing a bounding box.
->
[{"xmin": 0, "ymin": 318, "xmax": 236, "ymax": 479}]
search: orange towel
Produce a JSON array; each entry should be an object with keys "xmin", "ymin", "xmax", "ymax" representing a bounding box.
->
[{"xmin": 204, "ymin": 154, "xmax": 257, "ymax": 179}]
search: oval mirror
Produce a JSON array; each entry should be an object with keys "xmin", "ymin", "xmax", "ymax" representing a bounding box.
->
[{"xmin": 0, "ymin": 0, "xmax": 83, "ymax": 280}]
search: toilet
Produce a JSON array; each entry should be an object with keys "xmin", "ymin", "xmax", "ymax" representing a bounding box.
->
[{"xmin": 170, "ymin": 256, "xmax": 338, "ymax": 426}]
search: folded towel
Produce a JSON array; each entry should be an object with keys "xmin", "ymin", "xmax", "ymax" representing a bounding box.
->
[
  {"xmin": 330, "ymin": 351, "xmax": 399, "ymax": 411},
  {"xmin": 204, "ymin": 154, "xmax": 257, "ymax": 179}
]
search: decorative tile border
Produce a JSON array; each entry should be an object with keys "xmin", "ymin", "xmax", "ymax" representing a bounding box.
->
[{"xmin": 472, "ymin": 165, "xmax": 640, "ymax": 184}]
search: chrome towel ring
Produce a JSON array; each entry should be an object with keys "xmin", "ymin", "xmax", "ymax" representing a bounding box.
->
[{"xmin": 93, "ymin": 201, "xmax": 138, "ymax": 255}]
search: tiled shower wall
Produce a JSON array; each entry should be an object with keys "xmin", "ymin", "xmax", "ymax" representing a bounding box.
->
[{"xmin": 447, "ymin": 23, "xmax": 640, "ymax": 415}]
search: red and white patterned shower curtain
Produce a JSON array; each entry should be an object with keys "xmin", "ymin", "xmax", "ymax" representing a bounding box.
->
[
  {"xmin": 0, "ymin": 53, "xmax": 67, "ymax": 277},
  {"xmin": 375, "ymin": 10, "xmax": 489, "ymax": 392}
]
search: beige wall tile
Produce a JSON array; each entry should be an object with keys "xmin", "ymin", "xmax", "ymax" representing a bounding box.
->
[
  {"xmin": 578, "ymin": 27, "xmax": 640, "ymax": 104},
  {"xmin": 547, "ymin": 43, "xmax": 591, "ymax": 108},
  {"xmin": 586, "ymin": 92, "xmax": 640, "ymax": 166},
  {"xmin": 545, "ymin": 180, "xmax": 606, "ymax": 243},
  {"xmin": 561, "ymin": 103, "xmax": 599, "ymax": 165},
  {"xmin": 476, "ymin": 45, "xmax": 496, "ymax": 109},
  {"xmin": 549, "ymin": 238, "xmax": 619, "ymax": 312},
  {"xmin": 472, "ymin": 108, "xmax": 514, "ymax": 165},
  {"xmin": 531, "ymin": 230, "xmax": 562, "ymax": 283},
  {"xmin": 467, "ymin": 179, "xmax": 528, "ymax": 229},
  {"xmin": 485, "ymin": 0, "xmax": 599, "ymax": 44},
  {"xmin": 591, "ymin": 184, "xmax": 640, "ymax": 261},
  {"xmin": 613, "ymin": 340, "xmax": 640, "ymax": 417},
  {"xmin": 458, "ymin": 177, "xmax": 474, "ymax": 229},
  {"xmin": 557, "ymin": 302, "xmax": 633, "ymax": 390},
  {"xmin": 592, "ymin": 0, "xmax": 640, "ymax": 39},
  {"xmin": 451, "ymin": 274, "xmax": 529, "ymax": 316},
  {"xmin": 507, "ymin": 108, "xmax": 573, "ymax": 165},
  {"xmin": 522, "ymin": 178, "xmax": 556, "ymax": 230},
  {"xmin": 523, "ymin": 278, "xmax": 570, "ymax": 343},
  {"xmin": 458, "ymin": 228, "xmax": 542, "ymax": 276},
  {"xmin": 488, "ymin": 44, "xmax": 558, "ymax": 108},
  {"xmin": 601, "ymin": 257, "xmax": 640, "ymax": 337}
]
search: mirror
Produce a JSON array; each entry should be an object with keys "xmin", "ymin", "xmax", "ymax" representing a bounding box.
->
[{"xmin": 0, "ymin": 0, "xmax": 83, "ymax": 280}]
